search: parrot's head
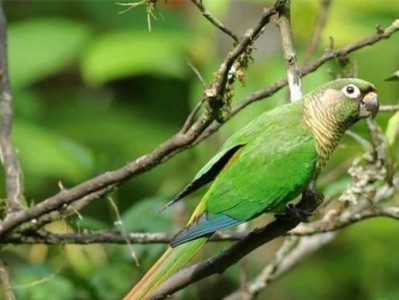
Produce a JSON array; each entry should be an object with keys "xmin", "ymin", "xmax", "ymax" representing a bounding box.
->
[
  {"xmin": 304, "ymin": 78, "xmax": 378, "ymax": 168},
  {"xmin": 308, "ymin": 78, "xmax": 379, "ymax": 127}
]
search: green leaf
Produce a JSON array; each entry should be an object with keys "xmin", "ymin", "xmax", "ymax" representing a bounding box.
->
[
  {"xmin": 81, "ymin": 30, "xmax": 188, "ymax": 85},
  {"xmin": 121, "ymin": 197, "xmax": 172, "ymax": 232},
  {"xmin": 90, "ymin": 263, "xmax": 133, "ymax": 300},
  {"xmin": 386, "ymin": 111, "xmax": 399, "ymax": 146},
  {"xmin": 13, "ymin": 119, "xmax": 95, "ymax": 183},
  {"xmin": 8, "ymin": 18, "xmax": 91, "ymax": 88}
]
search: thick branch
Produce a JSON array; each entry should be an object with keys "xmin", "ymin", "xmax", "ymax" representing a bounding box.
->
[
  {"xmin": 275, "ymin": 0, "xmax": 302, "ymax": 101},
  {"xmin": 0, "ymin": 0, "xmax": 23, "ymax": 214}
]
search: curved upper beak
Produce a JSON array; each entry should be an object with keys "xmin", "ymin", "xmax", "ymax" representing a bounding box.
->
[{"xmin": 359, "ymin": 91, "xmax": 379, "ymax": 118}]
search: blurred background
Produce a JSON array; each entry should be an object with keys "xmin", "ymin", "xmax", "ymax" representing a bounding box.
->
[{"xmin": 1, "ymin": 0, "xmax": 398, "ymax": 299}]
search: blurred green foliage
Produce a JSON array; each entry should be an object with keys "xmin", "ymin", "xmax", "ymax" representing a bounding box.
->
[{"xmin": 0, "ymin": 0, "xmax": 398, "ymax": 299}]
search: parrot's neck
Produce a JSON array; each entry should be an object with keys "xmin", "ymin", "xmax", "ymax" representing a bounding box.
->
[{"xmin": 303, "ymin": 99, "xmax": 350, "ymax": 169}]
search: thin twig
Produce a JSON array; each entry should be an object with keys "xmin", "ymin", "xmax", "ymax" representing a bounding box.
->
[
  {"xmin": 302, "ymin": 0, "xmax": 333, "ymax": 65},
  {"xmin": 108, "ymin": 197, "xmax": 139, "ymax": 265},
  {"xmin": 291, "ymin": 205, "xmax": 399, "ymax": 236},
  {"xmin": 180, "ymin": 63, "xmax": 207, "ymax": 133},
  {"xmin": 274, "ymin": 0, "xmax": 302, "ymax": 101},
  {"xmin": 206, "ymin": 3, "xmax": 282, "ymax": 107},
  {"xmin": 300, "ymin": 19, "xmax": 399, "ymax": 77},
  {"xmin": 190, "ymin": 0, "xmax": 239, "ymax": 42},
  {"xmin": 187, "ymin": 62, "xmax": 206, "ymax": 88},
  {"xmin": 379, "ymin": 104, "xmax": 399, "ymax": 112},
  {"xmin": 0, "ymin": 0, "xmax": 23, "ymax": 214},
  {"xmin": 16, "ymin": 185, "xmax": 116, "ymax": 232},
  {"xmin": 0, "ymin": 260, "xmax": 16, "ymax": 300},
  {"xmin": 366, "ymin": 118, "xmax": 388, "ymax": 164},
  {"xmin": 0, "ymin": 230, "xmax": 246, "ymax": 245}
]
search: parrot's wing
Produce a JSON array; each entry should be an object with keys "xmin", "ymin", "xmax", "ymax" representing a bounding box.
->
[
  {"xmin": 161, "ymin": 144, "xmax": 244, "ymax": 210},
  {"xmin": 171, "ymin": 123, "xmax": 318, "ymax": 246},
  {"xmin": 162, "ymin": 101, "xmax": 302, "ymax": 211},
  {"xmin": 207, "ymin": 132, "xmax": 317, "ymax": 219}
]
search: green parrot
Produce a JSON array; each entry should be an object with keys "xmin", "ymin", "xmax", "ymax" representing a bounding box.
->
[{"xmin": 123, "ymin": 78, "xmax": 378, "ymax": 300}]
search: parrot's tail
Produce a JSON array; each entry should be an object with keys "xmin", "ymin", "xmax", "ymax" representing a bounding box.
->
[
  {"xmin": 122, "ymin": 237, "xmax": 208, "ymax": 300},
  {"xmin": 123, "ymin": 201, "xmax": 208, "ymax": 300}
]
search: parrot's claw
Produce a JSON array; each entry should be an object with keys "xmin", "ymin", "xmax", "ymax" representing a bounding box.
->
[
  {"xmin": 302, "ymin": 187, "xmax": 324, "ymax": 204},
  {"xmin": 275, "ymin": 186, "xmax": 324, "ymax": 222},
  {"xmin": 275, "ymin": 203, "xmax": 312, "ymax": 222}
]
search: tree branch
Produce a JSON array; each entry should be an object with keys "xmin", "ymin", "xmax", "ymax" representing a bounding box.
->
[
  {"xmin": 0, "ymin": 0, "xmax": 23, "ymax": 214},
  {"xmin": 291, "ymin": 205, "xmax": 399, "ymax": 236},
  {"xmin": 190, "ymin": 0, "xmax": 239, "ymax": 42},
  {"xmin": 0, "ymin": 230, "xmax": 246, "ymax": 245},
  {"xmin": 302, "ymin": 0, "xmax": 333, "ymax": 65},
  {"xmin": 274, "ymin": 0, "xmax": 302, "ymax": 101},
  {"xmin": 379, "ymin": 104, "xmax": 399, "ymax": 112},
  {"xmin": 198, "ymin": 18, "xmax": 399, "ymax": 144},
  {"xmin": 300, "ymin": 19, "xmax": 399, "ymax": 77},
  {"xmin": 224, "ymin": 233, "xmax": 335, "ymax": 300},
  {"xmin": 0, "ymin": 260, "xmax": 15, "ymax": 300}
]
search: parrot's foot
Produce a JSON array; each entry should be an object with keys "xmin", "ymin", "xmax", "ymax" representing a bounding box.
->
[
  {"xmin": 275, "ymin": 203, "xmax": 312, "ymax": 222},
  {"xmin": 275, "ymin": 187, "xmax": 324, "ymax": 222},
  {"xmin": 302, "ymin": 187, "xmax": 324, "ymax": 204}
]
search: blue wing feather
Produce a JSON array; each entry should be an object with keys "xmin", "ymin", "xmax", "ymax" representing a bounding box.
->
[{"xmin": 171, "ymin": 213, "xmax": 242, "ymax": 247}]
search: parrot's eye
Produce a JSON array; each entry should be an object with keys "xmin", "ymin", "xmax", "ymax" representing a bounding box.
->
[{"xmin": 342, "ymin": 84, "xmax": 361, "ymax": 99}]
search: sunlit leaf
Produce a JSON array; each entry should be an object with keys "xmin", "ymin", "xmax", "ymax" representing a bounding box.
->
[
  {"xmin": 81, "ymin": 30, "xmax": 188, "ymax": 85},
  {"xmin": 386, "ymin": 111, "xmax": 399, "ymax": 146}
]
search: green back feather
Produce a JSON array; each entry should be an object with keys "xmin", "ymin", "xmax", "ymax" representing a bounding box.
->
[{"xmin": 204, "ymin": 101, "xmax": 318, "ymax": 221}]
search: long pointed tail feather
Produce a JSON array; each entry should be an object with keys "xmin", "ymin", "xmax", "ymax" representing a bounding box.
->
[
  {"xmin": 123, "ymin": 237, "xmax": 208, "ymax": 299},
  {"xmin": 123, "ymin": 201, "xmax": 208, "ymax": 300}
]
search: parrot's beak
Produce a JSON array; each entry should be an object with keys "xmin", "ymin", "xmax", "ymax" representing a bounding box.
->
[{"xmin": 359, "ymin": 91, "xmax": 379, "ymax": 118}]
